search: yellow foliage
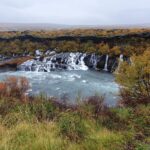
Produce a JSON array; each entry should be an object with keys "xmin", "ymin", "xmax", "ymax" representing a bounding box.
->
[{"xmin": 116, "ymin": 50, "xmax": 150, "ymax": 105}]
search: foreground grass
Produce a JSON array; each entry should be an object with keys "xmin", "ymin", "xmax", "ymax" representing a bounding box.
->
[
  {"xmin": 0, "ymin": 121, "xmax": 126, "ymax": 150},
  {"xmin": 0, "ymin": 96, "xmax": 150, "ymax": 150}
]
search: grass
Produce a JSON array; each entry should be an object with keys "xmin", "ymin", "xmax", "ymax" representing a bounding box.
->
[
  {"xmin": 0, "ymin": 117, "xmax": 127, "ymax": 150},
  {"xmin": 0, "ymin": 122, "xmax": 66, "ymax": 150},
  {"xmin": 0, "ymin": 96, "xmax": 149, "ymax": 150}
]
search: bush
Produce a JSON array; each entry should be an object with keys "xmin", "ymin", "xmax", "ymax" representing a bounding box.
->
[
  {"xmin": 116, "ymin": 50, "xmax": 150, "ymax": 107},
  {"xmin": 0, "ymin": 82, "xmax": 7, "ymax": 96},
  {"xmin": 130, "ymin": 105, "xmax": 150, "ymax": 139},
  {"xmin": 82, "ymin": 96, "xmax": 109, "ymax": 119},
  {"xmin": 101, "ymin": 108, "xmax": 131, "ymax": 131},
  {"xmin": 0, "ymin": 76, "xmax": 29, "ymax": 100}
]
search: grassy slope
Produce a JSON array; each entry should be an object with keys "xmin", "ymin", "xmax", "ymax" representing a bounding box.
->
[{"xmin": 0, "ymin": 96, "xmax": 149, "ymax": 150}]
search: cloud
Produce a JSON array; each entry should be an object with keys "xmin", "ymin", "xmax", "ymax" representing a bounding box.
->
[
  {"xmin": 0, "ymin": 0, "xmax": 36, "ymax": 8},
  {"xmin": 0, "ymin": 0, "xmax": 150, "ymax": 25}
]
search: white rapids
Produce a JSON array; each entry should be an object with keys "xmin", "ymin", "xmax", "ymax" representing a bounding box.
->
[
  {"xmin": 19, "ymin": 52, "xmax": 88, "ymax": 72},
  {"xmin": 67, "ymin": 53, "xmax": 88, "ymax": 70},
  {"xmin": 0, "ymin": 70, "xmax": 119, "ymax": 106}
]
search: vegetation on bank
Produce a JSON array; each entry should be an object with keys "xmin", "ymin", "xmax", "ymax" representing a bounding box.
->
[
  {"xmin": 0, "ymin": 51, "xmax": 150, "ymax": 150},
  {"xmin": 0, "ymin": 28, "xmax": 149, "ymax": 38},
  {"xmin": 116, "ymin": 50, "xmax": 150, "ymax": 107},
  {"xmin": 0, "ymin": 29, "xmax": 150, "ymax": 57}
]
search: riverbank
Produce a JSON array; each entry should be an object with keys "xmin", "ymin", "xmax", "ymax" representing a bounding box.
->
[{"xmin": 0, "ymin": 56, "xmax": 33, "ymax": 69}]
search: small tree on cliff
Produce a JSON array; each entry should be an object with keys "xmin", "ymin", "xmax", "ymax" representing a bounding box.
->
[
  {"xmin": 116, "ymin": 50, "xmax": 150, "ymax": 107},
  {"xmin": 97, "ymin": 43, "xmax": 110, "ymax": 55}
]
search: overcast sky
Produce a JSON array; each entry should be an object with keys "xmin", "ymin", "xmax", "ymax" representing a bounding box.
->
[{"xmin": 0, "ymin": 0, "xmax": 150, "ymax": 25}]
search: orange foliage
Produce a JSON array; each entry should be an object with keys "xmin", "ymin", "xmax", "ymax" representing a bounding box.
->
[
  {"xmin": 0, "ymin": 82, "xmax": 7, "ymax": 96},
  {"xmin": 0, "ymin": 76, "xmax": 29, "ymax": 101},
  {"xmin": 0, "ymin": 82, "xmax": 6, "ymax": 90}
]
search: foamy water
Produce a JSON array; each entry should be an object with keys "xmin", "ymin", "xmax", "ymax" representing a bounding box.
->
[{"xmin": 0, "ymin": 70, "xmax": 119, "ymax": 106}]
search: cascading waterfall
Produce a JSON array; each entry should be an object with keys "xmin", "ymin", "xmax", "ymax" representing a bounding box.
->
[
  {"xmin": 18, "ymin": 52, "xmax": 88, "ymax": 72},
  {"xmin": 18, "ymin": 52, "xmax": 125, "ymax": 72},
  {"xmin": 67, "ymin": 53, "xmax": 79, "ymax": 70},
  {"xmin": 90, "ymin": 53, "xmax": 98, "ymax": 69},
  {"xmin": 78, "ymin": 53, "xmax": 88, "ymax": 70},
  {"xmin": 104, "ymin": 55, "xmax": 109, "ymax": 71},
  {"xmin": 46, "ymin": 55, "xmax": 56, "ymax": 71},
  {"xmin": 67, "ymin": 53, "xmax": 88, "ymax": 70}
]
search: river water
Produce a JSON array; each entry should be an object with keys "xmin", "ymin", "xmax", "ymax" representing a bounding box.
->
[{"xmin": 0, "ymin": 70, "xmax": 119, "ymax": 106}]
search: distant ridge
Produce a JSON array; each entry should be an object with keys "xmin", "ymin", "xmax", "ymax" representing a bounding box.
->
[
  {"xmin": 0, "ymin": 23, "xmax": 71, "ymax": 31},
  {"xmin": 0, "ymin": 23, "xmax": 150, "ymax": 31}
]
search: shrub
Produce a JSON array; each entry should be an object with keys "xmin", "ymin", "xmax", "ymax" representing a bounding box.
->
[
  {"xmin": 82, "ymin": 95, "xmax": 109, "ymax": 119},
  {"xmin": 116, "ymin": 50, "xmax": 150, "ymax": 107},
  {"xmin": 130, "ymin": 105, "xmax": 150, "ymax": 139},
  {"xmin": 0, "ymin": 76, "xmax": 29, "ymax": 100},
  {"xmin": 0, "ymin": 82, "xmax": 7, "ymax": 96},
  {"xmin": 101, "ymin": 107, "xmax": 132, "ymax": 131}
]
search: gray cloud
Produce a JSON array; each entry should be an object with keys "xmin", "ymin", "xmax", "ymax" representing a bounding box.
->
[{"xmin": 0, "ymin": 0, "xmax": 150, "ymax": 25}]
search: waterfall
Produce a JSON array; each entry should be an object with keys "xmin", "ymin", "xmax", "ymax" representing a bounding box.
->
[
  {"xmin": 67, "ymin": 53, "xmax": 78, "ymax": 70},
  {"xmin": 115, "ymin": 54, "xmax": 124, "ymax": 74},
  {"xmin": 78, "ymin": 53, "xmax": 88, "ymax": 70},
  {"xmin": 18, "ymin": 60, "xmax": 34, "ymax": 71},
  {"xmin": 119, "ymin": 54, "xmax": 124, "ymax": 62},
  {"xmin": 90, "ymin": 53, "xmax": 97, "ymax": 69},
  {"xmin": 46, "ymin": 55, "xmax": 56, "ymax": 71},
  {"xmin": 18, "ymin": 52, "xmax": 89, "ymax": 72},
  {"xmin": 67, "ymin": 53, "xmax": 88, "ymax": 70},
  {"xmin": 104, "ymin": 55, "xmax": 109, "ymax": 71},
  {"xmin": 118, "ymin": 54, "xmax": 124, "ymax": 68}
]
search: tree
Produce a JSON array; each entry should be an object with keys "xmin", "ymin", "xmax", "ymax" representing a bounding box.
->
[
  {"xmin": 110, "ymin": 46, "xmax": 121, "ymax": 56},
  {"xmin": 116, "ymin": 50, "xmax": 150, "ymax": 106},
  {"xmin": 97, "ymin": 43, "xmax": 110, "ymax": 55},
  {"xmin": 123, "ymin": 45, "xmax": 135, "ymax": 56},
  {"xmin": 81, "ymin": 41, "xmax": 96, "ymax": 53}
]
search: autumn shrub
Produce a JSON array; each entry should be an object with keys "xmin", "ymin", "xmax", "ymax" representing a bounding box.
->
[
  {"xmin": 0, "ymin": 76, "xmax": 29, "ymax": 100},
  {"xmin": 116, "ymin": 50, "xmax": 150, "ymax": 107},
  {"xmin": 0, "ymin": 82, "xmax": 7, "ymax": 96},
  {"xmin": 82, "ymin": 96, "xmax": 109, "ymax": 119}
]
